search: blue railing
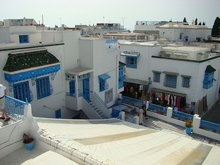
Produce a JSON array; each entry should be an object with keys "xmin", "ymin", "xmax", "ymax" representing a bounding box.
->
[
  {"xmin": 4, "ymin": 96, "xmax": 27, "ymax": 120},
  {"xmin": 200, "ymin": 120, "xmax": 220, "ymax": 133},
  {"xmin": 172, "ymin": 110, "xmax": 193, "ymax": 121},
  {"xmin": 122, "ymin": 96, "xmax": 144, "ymax": 107},
  {"xmin": 148, "ymin": 103, "xmax": 167, "ymax": 115}
]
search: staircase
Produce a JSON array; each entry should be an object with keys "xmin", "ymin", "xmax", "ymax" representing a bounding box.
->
[{"xmin": 88, "ymin": 101, "xmax": 109, "ymax": 119}]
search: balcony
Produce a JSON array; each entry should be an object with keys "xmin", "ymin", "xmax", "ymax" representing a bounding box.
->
[{"xmin": 1, "ymin": 96, "xmax": 27, "ymax": 127}]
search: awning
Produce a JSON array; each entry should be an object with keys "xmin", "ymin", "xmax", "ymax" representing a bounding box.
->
[
  {"xmin": 124, "ymin": 78, "xmax": 148, "ymax": 85},
  {"xmin": 120, "ymin": 51, "xmax": 140, "ymax": 58},
  {"xmin": 4, "ymin": 64, "xmax": 60, "ymax": 82},
  {"xmin": 205, "ymin": 65, "xmax": 216, "ymax": 73},
  {"xmin": 99, "ymin": 73, "xmax": 111, "ymax": 81}
]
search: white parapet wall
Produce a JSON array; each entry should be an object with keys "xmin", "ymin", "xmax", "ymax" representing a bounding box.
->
[{"xmin": 146, "ymin": 104, "xmax": 220, "ymax": 142}]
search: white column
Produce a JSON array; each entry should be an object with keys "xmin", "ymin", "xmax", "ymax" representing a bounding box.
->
[
  {"xmin": 146, "ymin": 101, "xmax": 149, "ymax": 110},
  {"xmin": 193, "ymin": 114, "xmax": 201, "ymax": 133},
  {"xmin": 167, "ymin": 107, "xmax": 173, "ymax": 118},
  {"xmin": 119, "ymin": 111, "xmax": 125, "ymax": 120}
]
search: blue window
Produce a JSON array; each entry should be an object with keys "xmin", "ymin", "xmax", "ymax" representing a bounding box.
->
[
  {"xmin": 99, "ymin": 74, "xmax": 110, "ymax": 92},
  {"xmin": 203, "ymin": 65, "xmax": 216, "ymax": 89},
  {"xmin": 69, "ymin": 80, "xmax": 75, "ymax": 96},
  {"xmin": 118, "ymin": 66, "xmax": 125, "ymax": 89},
  {"xmin": 182, "ymin": 76, "xmax": 190, "ymax": 88},
  {"xmin": 36, "ymin": 76, "xmax": 51, "ymax": 99},
  {"xmin": 153, "ymin": 72, "xmax": 161, "ymax": 82},
  {"xmin": 13, "ymin": 81, "xmax": 31, "ymax": 102},
  {"xmin": 19, "ymin": 35, "xmax": 29, "ymax": 43},
  {"xmin": 164, "ymin": 74, "xmax": 177, "ymax": 88},
  {"xmin": 126, "ymin": 57, "xmax": 137, "ymax": 68}
]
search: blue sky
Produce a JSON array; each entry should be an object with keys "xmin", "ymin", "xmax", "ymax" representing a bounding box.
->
[{"xmin": 1, "ymin": 0, "xmax": 220, "ymax": 30}]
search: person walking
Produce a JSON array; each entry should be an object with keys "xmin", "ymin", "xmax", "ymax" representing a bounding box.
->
[{"xmin": 0, "ymin": 83, "xmax": 10, "ymax": 122}]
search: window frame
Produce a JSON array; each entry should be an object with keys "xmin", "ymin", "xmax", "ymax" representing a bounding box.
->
[{"xmin": 126, "ymin": 57, "xmax": 137, "ymax": 68}]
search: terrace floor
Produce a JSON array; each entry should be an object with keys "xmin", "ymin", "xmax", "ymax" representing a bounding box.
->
[{"xmin": 0, "ymin": 146, "xmax": 79, "ymax": 165}]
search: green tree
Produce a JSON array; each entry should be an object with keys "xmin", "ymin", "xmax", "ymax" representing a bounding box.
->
[
  {"xmin": 199, "ymin": 22, "xmax": 201, "ymax": 25},
  {"xmin": 203, "ymin": 22, "xmax": 206, "ymax": 26},
  {"xmin": 195, "ymin": 18, "xmax": 198, "ymax": 25},
  {"xmin": 212, "ymin": 17, "xmax": 220, "ymax": 37},
  {"xmin": 183, "ymin": 17, "xmax": 187, "ymax": 23}
]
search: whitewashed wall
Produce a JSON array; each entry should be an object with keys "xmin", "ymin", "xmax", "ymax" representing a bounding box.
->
[{"xmin": 120, "ymin": 43, "xmax": 220, "ymax": 110}]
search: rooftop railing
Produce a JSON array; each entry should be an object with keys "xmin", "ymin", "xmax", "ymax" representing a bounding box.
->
[{"xmin": 4, "ymin": 96, "xmax": 28, "ymax": 121}]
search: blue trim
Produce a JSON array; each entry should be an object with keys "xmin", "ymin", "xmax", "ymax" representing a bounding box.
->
[
  {"xmin": 98, "ymin": 73, "xmax": 111, "ymax": 81},
  {"xmin": 4, "ymin": 64, "xmax": 60, "ymax": 82}
]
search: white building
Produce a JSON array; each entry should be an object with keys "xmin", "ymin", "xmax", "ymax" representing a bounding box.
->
[
  {"xmin": 0, "ymin": 19, "xmax": 124, "ymax": 119},
  {"xmin": 120, "ymin": 41, "xmax": 220, "ymax": 115},
  {"xmin": 135, "ymin": 21, "xmax": 212, "ymax": 42}
]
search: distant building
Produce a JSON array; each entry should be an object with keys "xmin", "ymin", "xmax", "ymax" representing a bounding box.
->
[
  {"xmin": 103, "ymin": 32, "xmax": 159, "ymax": 41},
  {"xmin": 135, "ymin": 21, "xmax": 211, "ymax": 42},
  {"xmin": 0, "ymin": 19, "xmax": 124, "ymax": 119},
  {"xmin": 120, "ymin": 41, "xmax": 220, "ymax": 115}
]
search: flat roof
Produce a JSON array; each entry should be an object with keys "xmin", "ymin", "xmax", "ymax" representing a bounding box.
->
[
  {"xmin": 162, "ymin": 46, "xmax": 210, "ymax": 52},
  {"xmin": 35, "ymin": 118, "xmax": 220, "ymax": 165},
  {"xmin": 0, "ymin": 147, "xmax": 79, "ymax": 165},
  {"xmin": 119, "ymin": 41, "xmax": 159, "ymax": 46},
  {"xmin": 66, "ymin": 66, "xmax": 93, "ymax": 75}
]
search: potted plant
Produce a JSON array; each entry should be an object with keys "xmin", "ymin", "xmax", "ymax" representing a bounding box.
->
[
  {"xmin": 185, "ymin": 119, "xmax": 193, "ymax": 134},
  {"xmin": 23, "ymin": 133, "xmax": 35, "ymax": 150}
]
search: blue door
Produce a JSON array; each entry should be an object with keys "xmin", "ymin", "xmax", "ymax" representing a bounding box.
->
[
  {"xmin": 55, "ymin": 109, "xmax": 61, "ymax": 118},
  {"xmin": 83, "ymin": 78, "xmax": 90, "ymax": 101}
]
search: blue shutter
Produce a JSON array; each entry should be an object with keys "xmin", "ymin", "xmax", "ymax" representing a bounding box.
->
[
  {"xmin": 118, "ymin": 66, "xmax": 125, "ymax": 89},
  {"xmin": 153, "ymin": 72, "xmax": 161, "ymax": 82},
  {"xmin": 13, "ymin": 81, "xmax": 31, "ymax": 102},
  {"xmin": 36, "ymin": 76, "xmax": 51, "ymax": 99},
  {"xmin": 164, "ymin": 75, "xmax": 177, "ymax": 88},
  {"xmin": 19, "ymin": 35, "xmax": 29, "ymax": 43}
]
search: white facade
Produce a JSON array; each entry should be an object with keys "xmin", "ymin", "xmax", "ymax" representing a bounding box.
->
[
  {"xmin": 134, "ymin": 21, "xmax": 212, "ymax": 42},
  {"xmin": 120, "ymin": 42, "xmax": 220, "ymax": 113},
  {"xmin": 0, "ymin": 23, "xmax": 122, "ymax": 119}
]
